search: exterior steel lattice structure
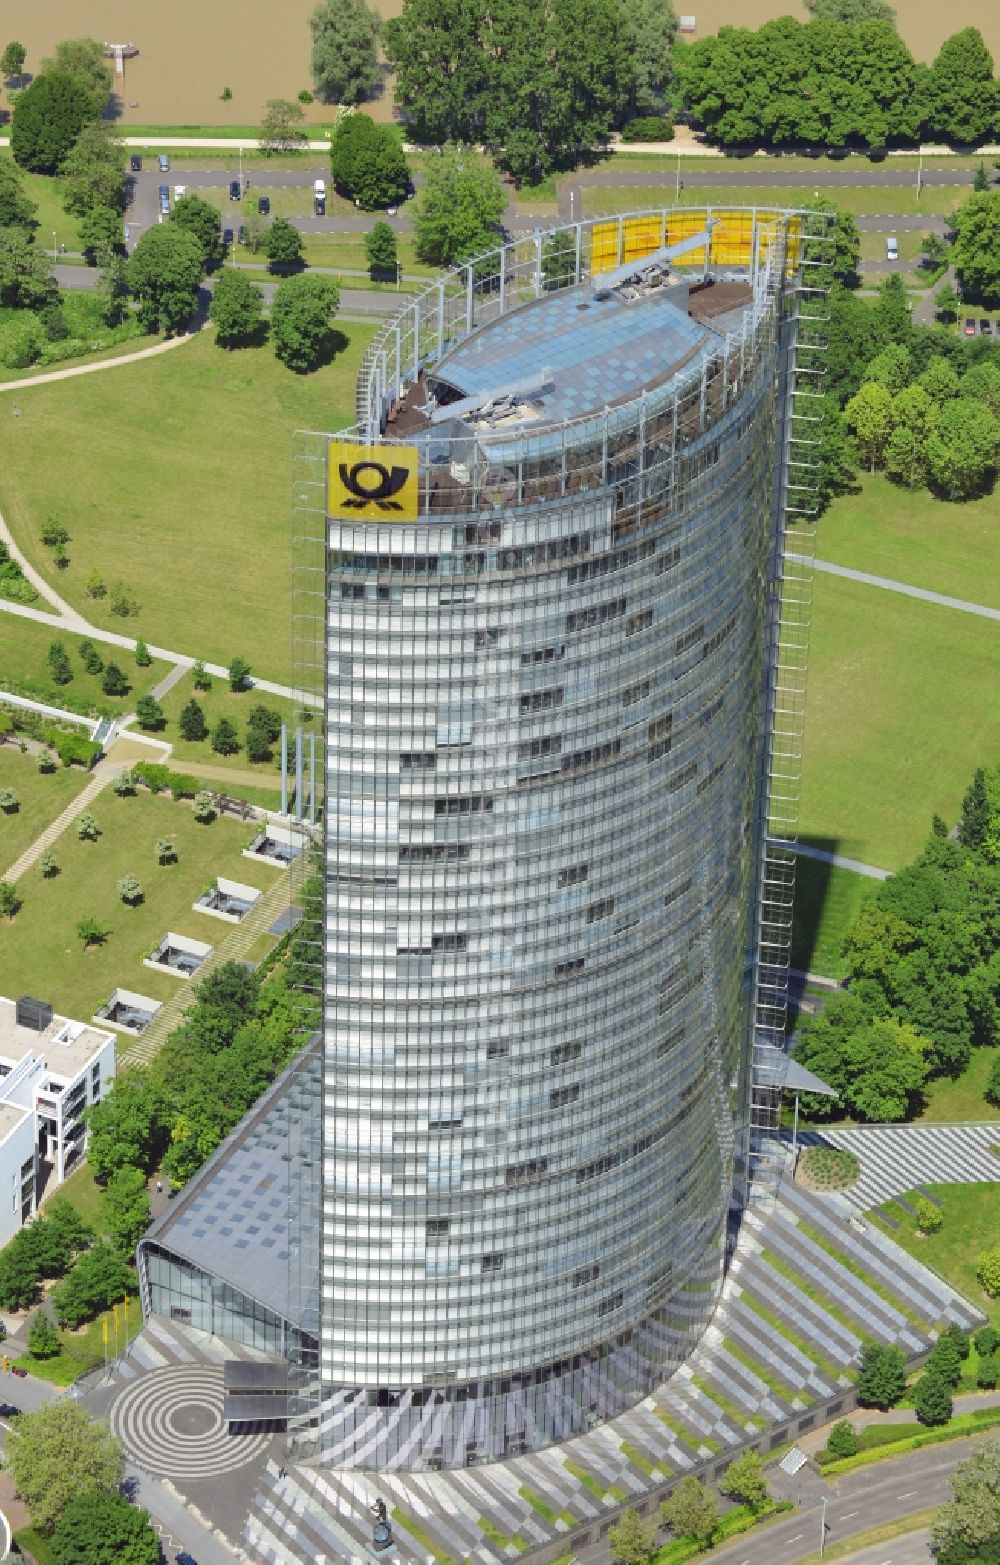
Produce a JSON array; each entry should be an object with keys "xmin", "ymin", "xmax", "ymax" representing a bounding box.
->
[{"xmin": 290, "ymin": 206, "xmax": 831, "ymax": 1470}]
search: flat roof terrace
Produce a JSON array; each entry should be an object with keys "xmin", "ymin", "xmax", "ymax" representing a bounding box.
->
[{"xmin": 0, "ymin": 998, "xmax": 113, "ymax": 1080}]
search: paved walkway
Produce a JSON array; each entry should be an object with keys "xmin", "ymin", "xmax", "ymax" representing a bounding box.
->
[
  {"xmin": 800, "ymin": 1123, "xmax": 1000, "ymax": 1213},
  {"xmin": 0, "ymin": 326, "xmax": 199, "ymax": 397},
  {"xmin": 785, "ymin": 840, "xmax": 891, "ymax": 880},
  {"xmin": 0, "ymin": 756, "xmax": 125, "ymax": 884},
  {"xmin": 808, "ymin": 558, "xmax": 1000, "ymax": 621}
]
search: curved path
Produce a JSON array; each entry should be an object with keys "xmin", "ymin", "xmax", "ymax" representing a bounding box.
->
[{"xmin": 0, "ymin": 325, "xmax": 200, "ymax": 398}]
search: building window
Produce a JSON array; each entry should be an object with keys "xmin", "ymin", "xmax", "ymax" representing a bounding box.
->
[
  {"xmin": 550, "ymin": 1084, "xmax": 580, "ymax": 1110},
  {"xmin": 587, "ymin": 898, "xmax": 614, "ymax": 923},
  {"xmin": 558, "ymin": 863, "xmax": 588, "ymax": 887},
  {"xmin": 426, "ymin": 1219, "xmax": 449, "ymax": 1240},
  {"xmin": 598, "ymin": 1291, "xmax": 624, "ymax": 1317},
  {"xmin": 520, "ymin": 688, "xmax": 564, "ymax": 712},
  {"xmin": 481, "ymin": 1252, "xmax": 504, "ymax": 1273},
  {"xmin": 553, "ymin": 959, "xmax": 585, "ymax": 980},
  {"xmin": 551, "ymin": 1040, "xmax": 582, "ymax": 1066},
  {"xmin": 574, "ymin": 1263, "xmax": 600, "ymax": 1287}
]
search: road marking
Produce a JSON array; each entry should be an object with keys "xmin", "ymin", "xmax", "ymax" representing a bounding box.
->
[
  {"xmin": 897, "ymin": 1490, "xmax": 918, "ymax": 1498},
  {"xmin": 840, "ymin": 1510, "xmax": 859, "ymax": 1519},
  {"xmin": 784, "ymin": 1535, "xmax": 803, "ymax": 1544}
]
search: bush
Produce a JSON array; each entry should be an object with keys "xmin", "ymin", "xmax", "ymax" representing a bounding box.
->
[
  {"xmin": 915, "ymin": 1195, "xmax": 943, "ymax": 1234},
  {"xmin": 76, "ymin": 812, "xmax": 100, "ymax": 841},
  {"xmin": 826, "ymin": 1420, "xmax": 858, "ymax": 1458},
  {"xmin": 620, "ymin": 115, "xmax": 674, "ymax": 142},
  {"xmin": 914, "ymin": 1369, "xmax": 953, "ymax": 1427},
  {"xmin": 798, "ymin": 1146, "xmax": 860, "ymax": 1190},
  {"xmin": 27, "ymin": 1311, "xmax": 61, "ymax": 1360},
  {"xmin": 977, "ymin": 1247, "xmax": 1000, "ymax": 1298},
  {"xmin": 76, "ymin": 915, "xmax": 108, "ymax": 947},
  {"xmin": 54, "ymin": 731, "xmax": 99, "ymax": 769},
  {"xmin": 117, "ymin": 874, "xmax": 143, "ymax": 906},
  {"xmin": 0, "ymin": 883, "xmax": 22, "ymax": 919},
  {"xmin": 926, "ymin": 1336, "xmax": 962, "ymax": 1387},
  {"xmin": 975, "ymin": 1326, "xmax": 1000, "ymax": 1359},
  {"xmin": 857, "ymin": 1343, "xmax": 907, "ymax": 1409},
  {"xmin": 0, "ymin": 787, "xmax": 17, "ymax": 812},
  {"xmin": 977, "ymin": 1354, "xmax": 999, "ymax": 1390}
]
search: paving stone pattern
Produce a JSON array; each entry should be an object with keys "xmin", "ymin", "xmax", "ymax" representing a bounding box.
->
[
  {"xmin": 236, "ymin": 1182, "xmax": 981, "ymax": 1565},
  {"xmin": 799, "ymin": 1124, "xmax": 1000, "ymax": 1214}
]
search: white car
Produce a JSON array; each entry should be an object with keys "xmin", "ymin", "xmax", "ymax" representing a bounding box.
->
[{"xmin": 885, "ymin": 235, "xmax": 898, "ymax": 261}]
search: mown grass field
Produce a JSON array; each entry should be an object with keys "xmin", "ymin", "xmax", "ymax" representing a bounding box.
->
[
  {"xmin": 0, "ymin": 612, "xmax": 168, "ymax": 712},
  {"xmin": 582, "ymin": 181, "xmax": 964, "ymax": 219},
  {"xmin": 157, "ymin": 669, "xmax": 309, "ymax": 780},
  {"xmin": 798, "ymin": 572, "xmax": 1000, "ymax": 869},
  {"xmin": 790, "ymin": 857, "xmax": 876, "ymax": 980},
  {"xmin": 0, "ymin": 326, "xmax": 374, "ymax": 683},
  {"xmin": 870, "ymin": 1183, "xmax": 1000, "ymax": 1325},
  {"xmin": 0, "ymin": 745, "xmax": 93, "ymax": 876},
  {"xmin": 816, "ymin": 475, "xmax": 1000, "ymax": 611},
  {"xmin": 0, "ymin": 788, "xmax": 280, "ymax": 1021}
]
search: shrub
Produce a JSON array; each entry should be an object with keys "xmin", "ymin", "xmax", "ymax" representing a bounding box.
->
[
  {"xmin": 132, "ymin": 761, "xmax": 170, "ymax": 793},
  {"xmin": 117, "ymin": 874, "xmax": 143, "ymax": 906},
  {"xmin": 977, "ymin": 1354, "xmax": 999, "ymax": 1390},
  {"xmin": 798, "ymin": 1146, "xmax": 860, "ymax": 1190},
  {"xmin": 85, "ymin": 569, "xmax": 106, "ymax": 599},
  {"xmin": 27, "ymin": 1311, "xmax": 60, "ymax": 1360},
  {"xmin": 112, "ymin": 769, "xmax": 135, "ymax": 797},
  {"xmin": 192, "ymin": 660, "xmax": 212, "ymax": 691},
  {"xmin": 975, "ymin": 1326, "xmax": 1000, "ymax": 1358},
  {"xmin": 914, "ymin": 1370, "xmax": 953, "ymax": 1427},
  {"xmin": 108, "ymin": 580, "xmax": 140, "ymax": 618},
  {"xmin": 620, "ymin": 114, "xmax": 674, "ymax": 142},
  {"xmin": 155, "ymin": 837, "xmax": 176, "ymax": 865},
  {"xmin": 38, "ymin": 850, "xmax": 58, "ymax": 878},
  {"xmin": 76, "ymin": 812, "xmax": 100, "ymax": 841},
  {"xmin": 977, "ymin": 1248, "xmax": 1000, "ymax": 1298},
  {"xmin": 76, "ymin": 916, "xmax": 108, "ymax": 947},
  {"xmin": 826, "ymin": 1420, "xmax": 857, "ymax": 1458},
  {"xmin": 0, "ymin": 787, "xmax": 17, "ymax": 811},
  {"xmin": 37, "ymin": 748, "xmax": 56, "ymax": 773},
  {"xmin": 0, "ymin": 883, "xmax": 22, "ymax": 919},
  {"xmin": 134, "ymin": 638, "xmax": 152, "ymax": 667},
  {"xmin": 192, "ymin": 791, "xmax": 216, "ymax": 824},
  {"xmin": 228, "ymin": 655, "xmax": 252, "ymax": 691},
  {"xmin": 54, "ymin": 731, "xmax": 99, "ymax": 768},
  {"xmin": 914, "ymin": 1196, "xmax": 943, "ymax": 1234}
]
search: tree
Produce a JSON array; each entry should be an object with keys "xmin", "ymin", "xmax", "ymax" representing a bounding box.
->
[
  {"xmin": 11, "ymin": 71, "xmax": 94, "ymax": 174},
  {"xmin": 975, "ymin": 1327, "xmax": 1000, "ymax": 1359},
  {"xmin": 720, "ymin": 1449, "xmax": 768, "ymax": 1512},
  {"xmin": 794, "ymin": 1000, "xmax": 928, "ymax": 1122},
  {"xmin": 978, "ymin": 1355, "xmax": 999, "ymax": 1390},
  {"xmin": 41, "ymin": 38, "xmax": 112, "ymax": 116},
  {"xmin": 101, "ymin": 1167, "xmax": 151, "ymax": 1254},
  {"xmin": 153, "ymin": 839, "xmax": 177, "ymax": 870},
  {"xmin": 0, "ymin": 159, "xmax": 37, "ymax": 231},
  {"xmin": 0, "ymin": 786, "xmax": 17, "ymax": 811},
  {"xmin": 941, "ymin": 1323, "xmax": 970, "ymax": 1360},
  {"xmin": 923, "ymin": 29, "xmax": 997, "ymax": 146},
  {"xmin": 607, "ymin": 1508, "xmax": 656, "ymax": 1565},
  {"xmin": 52, "ymin": 1244, "xmax": 132, "ymax": 1329},
  {"xmin": 914, "ymin": 1369, "xmax": 953, "ymax": 1427},
  {"xmin": 953, "ymin": 192, "xmax": 1000, "ymax": 303},
  {"xmin": 76, "ymin": 915, "xmax": 108, "ymax": 946},
  {"xmin": 977, "ymin": 1248, "xmax": 1000, "ymax": 1298},
  {"xmin": 85, "ymin": 1075, "xmax": 166, "ymax": 1181},
  {"xmin": 266, "ymin": 216, "xmax": 305, "ymax": 270},
  {"xmin": 0, "ymin": 227, "xmax": 56, "ymax": 311},
  {"xmin": 862, "ymin": 344, "xmax": 911, "ymax": 394},
  {"xmin": 933, "ymin": 1438, "xmax": 1000, "ymax": 1558},
  {"xmin": 365, "ymin": 220, "xmax": 398, "ymax": 276},
  {"xmin": 170, "ymin": 193, "xmax": 225, "ymax": 269},
  {"xmin": 960, "ymin": 361, "xmax": 1000, "ymax": 418},
  {"xmin": 6, "ymin": 1402, "xmax": 123, "ymax": 1534},
  {"xmin": 48, "ymin": 640, "xmax": 73, "ymax": 686},
  {"xmin": 211, "ymin": 716, "xmax": 240, "ymax": 755},
  {"xmin": 76, "ymin": 812, "xmax": 100, "ymax": 841},
  {"xmin": 805, "ymin": 0, "xmax": 895, "ymax": 18},
  {"xmin": 209, "ymin": 268, "xmax": 263, "ymax": 346},
  {"xmin": 959, "ymin": 769, "xmax": 991, "ymax": 850},
  {"xmin": 52, "ymin": 1490, "xmax": 159, "ymax": 1565},
  {"xmin": 412, "ymin": 147, "xmax": 505, "ymax": 267},
  {"xmin": 973, "ymin": 162, "xmax": 992, "ymax": 193},
  {"xmin": 192, "ymin": 790, "xmax": 216, "ymax": 823},
  {"xmin": 1, "ymin": 42, "xmax": 26, "ymax": 79},
  {"xmin": 61, "ymin": 121, "xmax": 125, "ymax": 216},
  {"xmin": 330, "ymin": 114, "xmax": 409, "ymax": 211},
  {"xmin": 914, "ymin": 1195, "xmax": 943, "ymax": 1233},
  {"xmin": 0, "ymin": 1240, "xmax": 41, "ymax": 1310},
  {"xmin": 134, "ymin": 694, "xmax": 165, "ymax": 730},
  {"xmin": 826, "ymin": 1420, "xmax": 857, "ymax": 1458},
  {"xmin": 659, "ymin": 1477, "xmax": 718, "ymax": 1547},
  {"xmin": 856, "ymin": 1342, "xmax": 907, "ymax": 1409},
  {"xmin": 926, "ymin": 1336, "xmax": 962, "ymax": 1387},
  {"xmin": 246, "ymin": 704, "xmax": 282, "ymax": 762},
  {"xmin": 125, "ymin": 224, "xmax": 205, "ymax": 334},
  {"xmin": 918, "ymin": 355, "xmax": 960, "ymax": 402},
  {"xmin": 228, "ymin": 654, "xmax": 252, "ymax": 690},
  {"xmin": 845, "ymin": 381, "xmax": 894, "ymax": 473},
  {"xmin": 77, "ymin": 205, "xmax": 123, "ymax": 268},
  {"xmin": 192, "ymin": 659, "xmax": 212, "ymax": 690},
  {"xmin": 28, "ymin": 1310, "xmax": 61, "ymax": 1360},
  {"xmin": 259, "ymin": 98, "xmax": 307, "ymax": 154},
  {"xmin": 934, "ymin": 283, "xmax": 960, "ymax": 324},
  {"xmin": 622, "ymin": 0, "xmax": 678, "ymax": 116},
  {"xmin": 271, "ymin": 273, "xmax": 341, "ymax": 371},
  {"xmin": 310, "ymin": 0, "xmax": 381, "ymax": 105},
  {"xmin": 134, "ymin": 639, "xmax": 152, "ymax": 667},
  {"xmin": 101, "ymin": 662, "xmax": 129, "ymax": 697},
  {"xmin": 39, "ymin": 849, "xmax": 58, "ymax": 878},
  {"xmin": 178, "ymin": 698, "xmax": 209, "ymax": 742},
  {"xmin": 0, "ymin": 883, "xmax": 22, "ymax": 920},
  {"xmin": 925, "ymin": 398, "xmax": 1000, "ymax": 500},
  {"xmin": 117, "ymin": 874, "xmax": 143, "ymax": 906}
]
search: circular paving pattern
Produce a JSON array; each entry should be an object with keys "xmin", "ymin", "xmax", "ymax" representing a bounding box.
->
[{"xmin": 111, "ymin": 1365, "xmax": 272, "ymax": 1479}]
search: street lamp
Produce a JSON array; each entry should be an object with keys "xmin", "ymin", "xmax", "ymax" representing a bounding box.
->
[
  {"xmin": 239, "ymin": 145, "xmax": 243, "ymax": 190},
  {"xmin": 819, "ymin": 1495, "xmax": 828, "ymax": 1557},
  {"xmin": 52, "ymin": 229, "xmax": 57, "ymax": 264},
  {"xmin": 917, "ymin": 146, "xmax": 924, "ymax": 197},
  {"xmin": 676, "ymin": 151, "xmax": 681, "ymax": 200}
]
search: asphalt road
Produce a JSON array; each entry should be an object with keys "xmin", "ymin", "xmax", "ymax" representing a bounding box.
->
[
  {"xmin": 574, "ymin": 165, "xmax": 987, "ymax": 188},
  {"xmin": 53, "ymin": 263, "xmax": 407, "ymax": 319}
]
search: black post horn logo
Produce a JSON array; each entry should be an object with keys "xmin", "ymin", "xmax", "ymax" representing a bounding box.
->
[{"xmin": 339, "ymin": 460, "xmax": 410, "ymax": 511}]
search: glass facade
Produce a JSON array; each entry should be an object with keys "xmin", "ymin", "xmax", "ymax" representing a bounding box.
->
[{"xmin": 299, "ymin": 210, "xmax": 805, "ymax": 1470}]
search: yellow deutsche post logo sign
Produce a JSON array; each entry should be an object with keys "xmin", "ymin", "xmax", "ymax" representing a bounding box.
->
[{"xmin": 328, "ymin": 442, "xmax": 420, "ymax": 522}]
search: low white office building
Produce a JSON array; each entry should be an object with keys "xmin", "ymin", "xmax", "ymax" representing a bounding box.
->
[{"xmin": 0, "ymin": 997, "xmax": 116, "ymax": 1248}]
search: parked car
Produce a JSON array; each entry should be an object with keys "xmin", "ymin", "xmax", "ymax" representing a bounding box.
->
[
  {"xmin": 979, "ymin": 319, "xmax": 992, "ymax": 335},
  {"xmin": 258, "ymin": 195, "xmax": 270, "ymax": 215},
  {"xmin": 964, "ymin": 318, "xmax": 977, "ymax": 336},
  {"xmin": 174, "ymin": 185, "xmax": 186, "ymax": 201},
  {"xmin": 885, "ymin": 235, "xmax": 898, "ymax": 261},
  {"xmin": 0, "ymin": 1403, "xmax": 20, "ymax": 1418},
  {"xmin": 238, "ymin": 224, "xmax": 249, "ymax": 245},
  {"xmin": 158, "ymin": 153, "xmax": 170, "ymax": 173},
  {"xmin": 130, "ymin": 153, "xmax": 142, "ymax": 173},
  {"xmin": 386, "ymin": 205, "xmax": 398, "ymax": 217},
  {"xmin": 229, "ymin": 179, "xmax": 241, "ymax": 201},
  {"xmin": 314, "ymin": 195, "xmax": 326, "ymax": 217},
  {"xmin": 223, "ymin": 227, "xmax": 234, "ymax": 246},
  {"xmin": 313, "ymin": 177, "xmax": 325, "ymax": 197},
  {"xmin": 158, "ymin": 184, "xmax": 170, "ymax": 215}
]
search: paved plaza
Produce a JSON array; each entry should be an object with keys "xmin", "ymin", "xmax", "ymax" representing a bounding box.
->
[{"xmin": 799, "ymin": 1123, "xmax": 1000, "ymax": 1213}]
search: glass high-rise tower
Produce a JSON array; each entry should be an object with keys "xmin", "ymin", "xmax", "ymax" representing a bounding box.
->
[{"xmin": 290, "ymin": 207, "xmax": 827, "ymax": 1471}]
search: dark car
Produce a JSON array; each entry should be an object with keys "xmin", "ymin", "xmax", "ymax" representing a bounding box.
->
[
  {"xmin": 229, "ymin": 179, "xmax": 241, "ymax": 201},
  {"xmin": 0, "ymin": 1403, "xmax": 20, "ymax": 1418},
  {"xmin": 258, "ymin": 195, "xmax": 270, "ymax": 215},
  {"xmin": 979, "ymin": 319, "xmax": 992, "ymax": 335},
  {"xmin": 238, "ymin": 224, "xmax": 249, "ymax": 246},
  {"xmin": 314, "ymin": 195, "xmax": 326, "ymax": 216},
  {"xmin": 130, "ymin": 153, "xmax": 142, "ymax": 173},
  {"xmin": 223, "ymin": 227, "xmax": 234, "ymax": 246},
  {"xmin": 176, "ymin": 1554, "xmax": 198, "ymax": 1565},
  {"xmin": 964, "ymin": 317, "xmax": 977, "ymax": 336}
]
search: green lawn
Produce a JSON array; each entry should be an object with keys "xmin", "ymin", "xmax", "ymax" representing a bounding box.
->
[
  {"xmin": 0, "ymin": 327, "xmax": 374, "ymax": 684},
  {"xmin": 16, "ymin": 1295, "xmax": 144, "ymax": 1386},
  {"xmin": 7, "ymin": 163, "xmax": 83, "ymax": 252},
  {"xmin": 869, "ymin": 1183, "xmax": 1000, "ymax": 1324},
  {"xmin": 582, "ymin": 183, "xmax": 962, "ymax": 219},
  {"xmin": 53, "ymin": 1161, "xmax": 109, "ymax": 1234},
  {"xmin": 791, "ymin": 857, "xmax": 877, "ymax": 979},
  {"xmin": 229, "ymin": 229, "xmax": 438, "ymax": 280},
  {"xmin": 0, "ymin": 746, "xmax": 93, "ymax": 876},
  {"xmin": 858, "ymin": 229, "xmax": 936, "ymax": 265},
  {"xmin": 157, "ymin": 669, "xmax": 310, "ymax": 780},
  {"xmin": 0, "ymin": 789, "xmax": 281, "ymax": 1021},
  {"xmin": 0, "ymin": 611, "xmax": 168, "ymax": 715},
  {"xmin": 918, "ymin": 1048, "xmax": 1000, "ymax": 1124},
  {"xmin": 818, "ymin": 476, "xmax": 1000, "ymax": 612},
  {"xmin": 799, "ymin": 573, "xmax": 1000, "ymax": 869}
]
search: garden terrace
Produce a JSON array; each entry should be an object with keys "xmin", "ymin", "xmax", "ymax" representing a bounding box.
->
[
  {"xmin": 143, "ymin": 932, "xmax": 212, "ymax": 979},
  {"xmin": 193, "ymin": 878, "xmax": 261, "ymax": 923},
  {"xmin": 93, "ymin": 988, "xmax": 161, "ymax": 1036}
]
